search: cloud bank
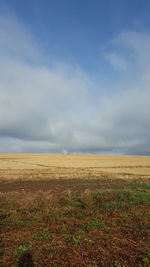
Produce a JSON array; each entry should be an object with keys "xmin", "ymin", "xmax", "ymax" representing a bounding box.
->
[{"xmin": 0, "ymin": 15, "xmax": 150, "ymax": 155}]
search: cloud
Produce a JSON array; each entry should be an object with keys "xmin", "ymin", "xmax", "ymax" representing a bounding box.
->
[
  {"xmin": 0, "ymin": 14, "xmax": 41, "ymax": 62},
  {"xmin": 104, "ymin": 52, "xmax": 128, "ymax": 71},
  {"xmin": 0, "ymin": 14, "xmax": 150, "ymax": 155}
]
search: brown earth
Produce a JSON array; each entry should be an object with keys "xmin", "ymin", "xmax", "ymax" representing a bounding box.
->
[
  {"xmin": 0, "ymin": 154, "xmax": 150, "ymax": 266},
  {"xmin": 1, "ymin": 176, "xmax": 149, "ymax": 193}
]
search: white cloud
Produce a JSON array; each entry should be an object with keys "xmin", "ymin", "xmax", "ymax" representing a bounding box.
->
[
  {"xmin": 112, "ymin": 30, "xmax": 150, "ymax": 73},
  {"xmin": 0, "ymin": 14, "xmax": 150, "ymax": 155},
  {"xmin": 104, "ymin": 52, "xmax": 128, "ymax": 70},
  {"xmin": 0, "ymin": 14, "xmax": 41, "ymax": 62}
]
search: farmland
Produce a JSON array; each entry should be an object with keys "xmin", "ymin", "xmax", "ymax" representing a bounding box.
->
[{"xmin": 0, "ymin": 154, "xmax": 150, "ymax": 266}]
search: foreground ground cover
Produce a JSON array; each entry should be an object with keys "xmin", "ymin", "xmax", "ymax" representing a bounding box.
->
[{"xmin": 0, "ymin": 177, "xmax": 150, "ymax": 266}]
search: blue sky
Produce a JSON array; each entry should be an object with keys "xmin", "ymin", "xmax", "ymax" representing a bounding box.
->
[
  {"xmin": 2, "ymin": 0, "xmax": 150, "ymax": 70},
  {"xmin": 0, "ymin": 0, "xmax": 150, "ymax": 154}
]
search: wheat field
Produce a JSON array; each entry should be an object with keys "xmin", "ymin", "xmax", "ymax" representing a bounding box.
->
[{"xmin": 0, "ymin": 153, "xmax": 150, "ymax": 180}]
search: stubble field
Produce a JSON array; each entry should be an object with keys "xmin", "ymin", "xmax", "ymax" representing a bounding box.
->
[{"xmin": 0, "ymin": 154, "xmax": 150, "ymax": 266}]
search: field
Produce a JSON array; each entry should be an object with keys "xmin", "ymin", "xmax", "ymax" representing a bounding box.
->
[{"xmin": 0, "ymin": 154, "xmax": 150, "ymax": 266}]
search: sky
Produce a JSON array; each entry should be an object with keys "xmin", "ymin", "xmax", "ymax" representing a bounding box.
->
[{"xmin": 0, "ymin": 0, "xmax": 150, "ymax": 155}]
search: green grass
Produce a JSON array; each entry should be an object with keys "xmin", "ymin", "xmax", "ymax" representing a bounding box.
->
[
  {"xmin": 89, "ymin": 218, "xmax": 105, "ymax": 228},
  {"xmin": 102, "ymin": 201, "xmax": 127, "ymax": 210},
  {"xmin": 65, "ymin": 235, "xmax": 81, "ymax": 245},
  {"xmin": 72, "ymin": 197, "xmax": 88, "ymax": 208},
  {"xmin": 80, "ymin": 223, "xmax": 93, "ymax": 232},
  {"xmin": 130, "ymin": 184, "xmax": 150, "ymax": 190},
  {"xmin": 93, "ymin": 190, "xmax": 150, "ymax": 210},
  {"xmin": 50, "ymin": 213, "xmax": 60, "ymax": 222},
  {"xmin": 84, "ymin": 238, "xmax": 95, "ymax": 244},
  {"xmin": 13, "ymin": 245, "xmax": 31, "ymax": 257},
  {"xmin": 34, "ymin": 230, "xmax": 54, "ymax": 242},
  {"xmin": 13, "ymin": 217, "xmax": 25, "ymax": 227},
  {"xmin": 79, "ymin": 180, "xmax": 97, "ymax": 186},
  {"xmin": 129, "ymin": 192, "xmax": 150, "ymax": 204}
]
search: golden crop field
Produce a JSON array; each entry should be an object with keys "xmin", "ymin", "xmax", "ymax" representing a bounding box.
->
[{"xmin": 0, "ymin": 153, "xmax": 150, "ymax": 180}]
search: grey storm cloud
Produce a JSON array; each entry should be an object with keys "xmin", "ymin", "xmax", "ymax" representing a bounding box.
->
[{"xmin": 0, "ymin": 15, "xmax": 150, "ymax": 155}]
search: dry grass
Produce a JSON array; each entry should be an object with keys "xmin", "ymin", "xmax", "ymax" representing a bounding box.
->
[{"xmin": 0, "ymin": 154, "xmax": 150, "ymax": 266}]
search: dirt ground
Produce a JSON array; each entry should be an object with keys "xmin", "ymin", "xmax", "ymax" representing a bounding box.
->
[
  {"xmin": 1, "ymin": 176, "xmax": 150, "ymax": 194},
  {"xmin": 0, "ymin": 154, "xmax": 150, "ymax": 266}
]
